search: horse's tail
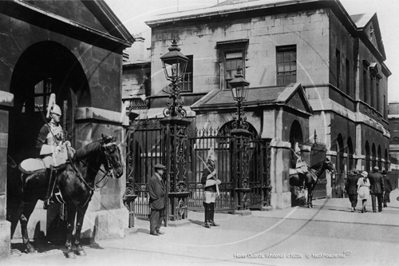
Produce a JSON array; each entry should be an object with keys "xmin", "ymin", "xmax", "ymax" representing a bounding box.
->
[{"xmin": 7, "ymin": 170, "xmax": 24, "ymax": 239}]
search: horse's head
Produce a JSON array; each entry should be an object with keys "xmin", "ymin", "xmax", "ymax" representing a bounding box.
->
[
  {"xmin": 101, "ymin": 134, "xmax": 123, "ymax": 179},
  {"xmin": 324, "ymin": 158, "xmax": 335, "ymax": 173}
]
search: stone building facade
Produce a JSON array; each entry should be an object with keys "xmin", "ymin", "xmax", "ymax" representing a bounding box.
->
[
  {"xmin": 0, "ymin": 0, "xmax": 133, "ymax": 258},
  {"xmin": 126, "ymin": 0, "xmax": 391, "ymax": 208}
]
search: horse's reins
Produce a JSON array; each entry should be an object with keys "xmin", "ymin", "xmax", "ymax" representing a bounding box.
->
[{"xmin": 71, "ymin": 142, "xmax": 118, "ymax": 192}]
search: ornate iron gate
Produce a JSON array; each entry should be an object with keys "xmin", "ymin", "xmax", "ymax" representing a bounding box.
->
[
  {"xmin": 125, "ymin": 119, "xmax": 271, "ymax": 219},
  {"xmin": 310, "ymin": 143, "xmax": 327, "ymax": 199}
]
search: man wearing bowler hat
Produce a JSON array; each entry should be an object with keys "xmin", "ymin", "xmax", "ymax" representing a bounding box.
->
[
  {"xmin": 148, "ymin": 163, "xmax": 166, "ymax": 236},
  {"xmin": 368, "ymin": 166, "xmax": 384, "ymax": 212}
]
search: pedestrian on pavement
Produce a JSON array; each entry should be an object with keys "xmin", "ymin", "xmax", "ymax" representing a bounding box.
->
[
  {"xmin": 201, "ymin": 154, "xmax": 221, "ymax": 228},
  {"xmin": 345, "ymin": 169, "xmax": 360, "ymax": 212},
  {"xmin": 148, "ymin": 163, "xmax": 166, "ymax": 236},
  {"xmin": 368, "ymin": 166, "xmax": 385, "ymax": 212},
  {"xmin": 357, "ymin": 171, "xmax": 370, "ymax": 213},
  {"xmin": 382, "ymin": 170, "xmax": 392, "ymax": 207}
]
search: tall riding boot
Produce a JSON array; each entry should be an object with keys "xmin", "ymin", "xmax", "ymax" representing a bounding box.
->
[
  {"xmin": 209, "ymin": 202, "xmax": 219, "ymax": 226},
  {"xmin": 44, "ymin": 167, "xmax": 55, "ymax": 209},
  {"xmin": 203, "ymin": 202, "xmax": 210, "ymax": 228}
]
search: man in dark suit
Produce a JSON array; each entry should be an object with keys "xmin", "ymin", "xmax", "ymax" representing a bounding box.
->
[
  {"xmin": 345, "ymin": 170, "xmax": 360, "ymax": 212},
  {"xmin": 148, "ymin": 163, "xmax": 166, "ymax": 236},
  {"xmin": 368, "ymin": 166, "xmax": 385, "ymax": 212},
  {"xmin": 382, "ymin": 170, "xmax": 392, "ymax": 207}
]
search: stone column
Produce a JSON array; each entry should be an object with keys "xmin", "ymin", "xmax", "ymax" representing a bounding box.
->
[
  {"xmin": 0, "ymin": 91, "xmax": 13, "ymax": 259},
  {"xmin": 269, "ymin": 139, "xmax": 291, "ymax": 209},
  {"xmin": 326, "ymin": 150, "xmax": 337, "ymax": 198}
]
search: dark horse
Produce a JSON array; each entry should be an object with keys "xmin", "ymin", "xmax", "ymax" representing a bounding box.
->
[
  {"xmin": 8, "ymin": 134, "xmax": 123, "ymax": 258},
  {"xmin": 289, "ymin": 158, "xmax": 335, "ymax": 208}
]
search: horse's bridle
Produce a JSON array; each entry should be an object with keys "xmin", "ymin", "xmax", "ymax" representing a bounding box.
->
[{"xmin": 101, "ymin": 142, "xmax": 121, "ymax": 180}]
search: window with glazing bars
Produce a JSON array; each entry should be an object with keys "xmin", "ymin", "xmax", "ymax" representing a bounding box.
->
[
  {"xmin": 276, "ymin": 46, "xmax": 296, "ymax": 86},
  {"xmin": 181, "ymin": 55, "xmax": 193, "ymax": 92},
  {"xmin": 225, "ymin": 51, "xmax": 244, "ymax": 88}
]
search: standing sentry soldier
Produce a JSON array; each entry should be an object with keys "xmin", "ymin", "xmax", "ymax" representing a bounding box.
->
[{"xmin": 201, "ymin": 150, "xmax": 221, "ymax": 228}]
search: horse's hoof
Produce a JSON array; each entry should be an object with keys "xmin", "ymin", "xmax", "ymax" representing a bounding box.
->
[
  {"xmin": 65, "ymin": 250, "xmax": 76, "ymax": 259},
  {"xmin": 74, "ymin": 249, "xmax": 86, "ymax": 256},
  {"xmin": 25, "ymin": 244, "xmax": 36, "ymax": 254}
]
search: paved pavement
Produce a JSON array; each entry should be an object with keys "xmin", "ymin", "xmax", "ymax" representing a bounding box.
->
[{"xmin": 5, "ymin": 189, "xmax": 399, "ymax": 266}]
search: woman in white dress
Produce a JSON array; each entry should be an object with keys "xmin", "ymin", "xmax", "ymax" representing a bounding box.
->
[{"xmin": 357, "ymin": 171, "xmax": 370, "ymax": 213}]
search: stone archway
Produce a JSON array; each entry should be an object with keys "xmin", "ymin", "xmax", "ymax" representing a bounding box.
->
[
  {"xmin": 289, "ymin": 120, "xmax": 303, "ymax": 168},
  {"xmin": 7, "ymin": 41, "xmax": 89, "ymax": 240}
]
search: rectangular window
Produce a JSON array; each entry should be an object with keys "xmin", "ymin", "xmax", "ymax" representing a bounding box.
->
[
  {"xmin": 363, "ymin": 62, "xmax": 368, "ymax": 103},
  {"xmin": 217, "ymin": 39, "xmax": 248, "ymax": 90},
  {"xmin": 376, "ymin": 77, "xmax": 380, "ymax": 113},
  {"xmin": 23, "ymin": 78, "xmax": 52, "ymax": 113},
  {"xmin": 181, "ymin": 55, "xmax": 193, "ymax": 92},
  {"xmin": 336, "ymin": 49, "xmax": 340, "ymax": 88},
  {"xmin": 276, "ymin": 45, "xmax": 296, "ymax": 86},
  {"xmin": 345, "ymin": 58, "xmax": 350, "ymax": 95},
  {"xmin": 370, "ymin": 74, "xmax": 374, "ymax": 107},
  {"xmin": 224, "ymin": 51, "xmax": 244, "ymax": 87}
]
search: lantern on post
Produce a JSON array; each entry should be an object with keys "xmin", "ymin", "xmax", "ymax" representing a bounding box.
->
[
  {"xmin": 160, "ymin": 39, "xmax": 189, "ymax": 118},
  {"xmin": 229, "ymin": 67, "xmax": 251, "ymax": 138}
]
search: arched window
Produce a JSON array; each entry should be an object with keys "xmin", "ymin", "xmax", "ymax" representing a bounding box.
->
[
  {"xmin": 347, "ymin": 138, "xmax": 354, "ymax": 170},
  {"xmin": 365, "ymin": 141, "xmax": 370, "ymax": 172},
  {"xmin": 378, "ymin": 145, "xmax": 382, "ymax": 169},
  {"xmin": 372, "ymin": 143, "xmax": 376, "ymax": 169}
]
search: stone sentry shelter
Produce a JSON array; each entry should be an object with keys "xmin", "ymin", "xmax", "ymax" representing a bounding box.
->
[{"xmin": 0, "ymin": 0, "xmax": 133, "ymax": 258}]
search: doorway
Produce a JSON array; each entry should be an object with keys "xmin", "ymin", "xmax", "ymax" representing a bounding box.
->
[{"xmin": 7, "ymin": 41, "xmax": 90, "ymax": 239}]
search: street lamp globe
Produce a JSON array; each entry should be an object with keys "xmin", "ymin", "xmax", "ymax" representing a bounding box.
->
[
  {"xmin": 229, "ymin": 67, "xmax": 249, "ymax": 102},
  {"xmin": 160, "ymin": 39, "xmax": 189, "ymax": 82}
]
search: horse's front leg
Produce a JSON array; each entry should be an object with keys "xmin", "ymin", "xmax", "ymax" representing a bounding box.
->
[
  {"xmin": 73, "ymin": 203, "xmax": 89, "ymax": 256},
  {"xmin": 19, "ymin": 201, "xmax": 38, "ymax": 253},
  {"xmin": 65, "ymin": 204, "xmax": 77, "ymax": 259}
]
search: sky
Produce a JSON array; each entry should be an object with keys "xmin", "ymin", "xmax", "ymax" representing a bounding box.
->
[{"xmin": 104, "ymin": 0, "xmax": 399, "ymax": 102}]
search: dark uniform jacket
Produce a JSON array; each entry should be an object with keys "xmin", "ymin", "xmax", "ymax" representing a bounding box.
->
[
  {"xmin": 345, "ymin": 173, "xmax": 360, "ymax": 194},
  {"xmin": 383, "ymin": 175, "xmax": 392, "ymax": 193},
  {"xmin": 368, "ymin": 171, "xmax": 385, "ymax": 194},
  {"xmin": 148, "ymin": 174, "xmax": 166, "ymax": 210},
  {"xmin": 201, "ymin": 165, "xmax": 217, "ymax": 193}
]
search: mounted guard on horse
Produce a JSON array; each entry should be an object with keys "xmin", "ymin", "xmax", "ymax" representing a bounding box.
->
[{"xmin": 19, "ymin": 93, "xmax": 75, "ymax": 208}]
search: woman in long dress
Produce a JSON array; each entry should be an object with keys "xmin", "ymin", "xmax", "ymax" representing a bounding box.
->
[{"xmin": 357, "ymin": 171, "xmax": 370, "ymax": 213}]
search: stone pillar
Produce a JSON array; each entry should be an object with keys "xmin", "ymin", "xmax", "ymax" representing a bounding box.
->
[
  {"xmin": 269, "ymin": 139, "xmax": 291, "ymax": 209},
  {"xmin": 354, "ymin": 154, "xmax": 365, "ymax": 171},
  {"xmin": 326, "ymin": 150, "xmax": 337, "ymax": 198},
  {"xmin": 0, "ymin": 91, "xmax": 13, "ymax": 259}
]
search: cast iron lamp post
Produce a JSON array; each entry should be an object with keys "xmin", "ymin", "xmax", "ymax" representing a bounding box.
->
[
  {"xmin": 160, "ymin": 40, "xmax": 191, "ymax": 225},
  {"xmin": 229, "ymin": 67, "xmax": 252, "ymax": 212},
  {"xmin": 160, "ymin": 39, "xmax": 189, "ymax": 118}
]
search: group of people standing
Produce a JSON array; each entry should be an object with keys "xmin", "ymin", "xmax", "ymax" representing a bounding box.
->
[
  {"xmin": 147, "ymin": 155, "xmax": 221, "ymax": 235},
  {"xmin": 345, "ymin": 166, "xmax": 392, "ymax": 213}
]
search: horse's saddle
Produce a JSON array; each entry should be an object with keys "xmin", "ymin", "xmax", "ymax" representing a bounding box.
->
[{"xmin": 19, "ymin": 158, "xmax": 46, "ymax": 174}]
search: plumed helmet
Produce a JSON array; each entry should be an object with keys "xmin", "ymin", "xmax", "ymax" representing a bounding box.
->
[
  {"xmin": 51, "ymin": 104, "xmax": 62, "ymax": 116},
  {"xmin": 46, "ymin": 93, "xmax": 62, "ymax": 118}
]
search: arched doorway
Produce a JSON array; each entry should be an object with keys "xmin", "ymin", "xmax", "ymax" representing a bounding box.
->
[
  {"xmin": 289, "ymin": 120, "xmax": 303, "ymax": 168},
  {"xmin": 7, "ymin": 41, "xmax": 89, "ymax": 239},
  {"xmin": 372, "ymin": 143, "xmax": 376, "ymax": 169},
  {"xmin": 334, "ymin": 134, "xmax": 345, "ymax": 198}
]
